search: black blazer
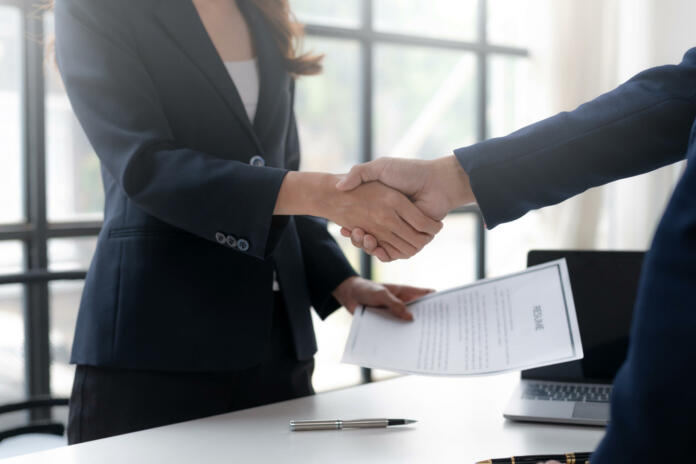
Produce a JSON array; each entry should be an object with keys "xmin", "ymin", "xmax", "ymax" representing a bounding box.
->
[
  {"xmin": 55, "ymin": 0, "xmax": 356, "ymax": 370},
  {"xmin": 455, "ymin": 49, "xmax": 696, "ymax": 461}
]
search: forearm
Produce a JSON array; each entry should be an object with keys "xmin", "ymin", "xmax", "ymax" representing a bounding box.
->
[
  {"xmin": 455, "ymin": 49, "xmax": 696, "ymax": 228},
  {"xmin": 274, "ymin": 171, "xmax": 338, "ymax": 217}
]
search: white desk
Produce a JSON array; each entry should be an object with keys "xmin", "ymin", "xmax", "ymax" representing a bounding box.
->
[{"xmin": 2, "ymin": 373, "xmax": 605, "ymax": 463}]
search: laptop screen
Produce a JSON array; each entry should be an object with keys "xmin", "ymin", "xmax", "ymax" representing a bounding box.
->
[{"xmin": 521, "ymin": 250, "xmax": 644, "ymax": 383}]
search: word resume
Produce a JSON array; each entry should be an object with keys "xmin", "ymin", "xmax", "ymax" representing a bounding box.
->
[{"xmin": 342, "ymin": 259, "xmax": 583, "ymax": 375}]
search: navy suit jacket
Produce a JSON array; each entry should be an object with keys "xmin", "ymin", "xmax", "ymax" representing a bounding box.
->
[
  {"xmin": 455, "ymin": 49, "xmax": 696, "ymax": 460},
  {"xmin": 55, "ymin": 0, "xmax": 356, "ymax": 370}
]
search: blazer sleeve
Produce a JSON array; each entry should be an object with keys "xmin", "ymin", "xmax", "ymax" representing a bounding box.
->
[
  {"xmin": 454, "ymin": 48, "xmax": 696, "ymax": 228},
  {"xmin": 284, "ymin": 81, "xmax": 358, "ymax": 319},
  {"xmin": 54, "ymin": 0, "xmax": 288, "ymax": 260},
  {"xmin": 592, "ymin": 146, "xmax": 696, "ymax": 461}
]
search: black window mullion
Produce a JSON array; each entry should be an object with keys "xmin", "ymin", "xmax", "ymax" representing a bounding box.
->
[
  {"xmin": 21, "ymin": 1, "xmax": 52, "ymax": 417},
  {"xmin": 474, "ymin": 0, "xmax": 488, "ymax": 280},
  {"xmin": 358, "ymin": 0, "xmax": 374, "ymax": 384}
]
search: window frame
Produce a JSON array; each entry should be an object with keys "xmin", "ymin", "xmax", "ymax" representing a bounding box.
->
[
  {"xmin": 301, "ymin": 0, "xmax": 527, "ymax": 381},
  {"xmin": 0, "ymin": 0, "xmax": 528, "ymax": 401}
]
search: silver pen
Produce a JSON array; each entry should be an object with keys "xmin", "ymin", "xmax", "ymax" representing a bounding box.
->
[{"xmin": 289, "ymin": 418, "xmax": 417, "ymax": 431}]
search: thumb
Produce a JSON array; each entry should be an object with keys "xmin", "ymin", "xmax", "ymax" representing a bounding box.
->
[
  {"xmin": 336, "ymin": 162, "xmax": 379, "ymax": 191},
  {"xmin": 379, "ymin": 289, "xmax": 413, "ymax": 321}
]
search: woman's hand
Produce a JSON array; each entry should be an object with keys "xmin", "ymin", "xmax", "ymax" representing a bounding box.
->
[
  {"xmin": 275, "ymin": 172, "xmax": 443, "ymax": 260},
  {"xmin": 332, "ymin": 276, "xmax": 434, "ymax": 321}
]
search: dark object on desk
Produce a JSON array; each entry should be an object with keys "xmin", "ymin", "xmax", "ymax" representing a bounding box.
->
[
  {"xmin": 0, "ymin": 397, "xmax": 69, "ymax": 442},
  {"xmin": 477, "ymin": 451, "xmax": 591, "ymax": 464},
  {"xmin": 504, "ymin": 250, "xmax": 643, "ymax": 426},
  {"xmin": 289, "ymin": 418, "xmax": 416, "ymax": 431}
]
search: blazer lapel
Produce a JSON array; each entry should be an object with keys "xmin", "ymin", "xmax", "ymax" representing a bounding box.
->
[{"xmin": 154, "ymin": 0, "xmax": 264, "ymax": 154}]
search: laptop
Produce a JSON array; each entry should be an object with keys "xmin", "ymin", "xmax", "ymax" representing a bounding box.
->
[{"xmin": 503, "ymin": 250, "xmax": 644, "ymax": 426}]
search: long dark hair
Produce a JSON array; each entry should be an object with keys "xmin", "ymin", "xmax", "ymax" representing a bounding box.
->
[
  {"xmin": 252, "ymin": 0, "xmax": 322, "ymax": 75},
  {"xmin": 44, "ymin": 0, "xmax": 323, "ymax": 76}
]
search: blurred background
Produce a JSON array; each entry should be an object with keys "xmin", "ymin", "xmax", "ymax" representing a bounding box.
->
[{"xmin": 0, "ymin": 0, "xmax": 694, "ymax": 406}]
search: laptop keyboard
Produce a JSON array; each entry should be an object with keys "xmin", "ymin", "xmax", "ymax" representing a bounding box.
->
[{"xmin": 522, "ymin": 382, "xmax": 612, "ymax": 403}]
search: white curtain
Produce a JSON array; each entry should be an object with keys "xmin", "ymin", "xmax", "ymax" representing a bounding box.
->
[{"xmin": 485, "ymin": 0, "xmax": 695, "ymax": 276}]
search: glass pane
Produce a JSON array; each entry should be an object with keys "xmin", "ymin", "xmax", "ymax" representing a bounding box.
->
[
  {"xmin": 374, "ymin": 0, "xmax": 477, "ymax": 42},
  {"xmin": 290, "ymin": 0, "xmax": 361, "ymax": 28},
  {"xmin": 312, "ymin": 309, "xmax": 362, "ymax": 392},
  {"xmin": 0, "ymin": 242, "xmax": 25, "ymax": 401},
  {"xmin": 296, "ymin": 38, "xmax": 360, "ymax": 173},
  {"xmin": 0, "ymin": 284, "xmax": 24, "ymax": 402},
  {"xmin": 375, "ymin": 45, "xmax": 477, "ymax": 159},
  {"xmin": 49, "ymin": 281, "xmax": 81, "ymax": 397},
  {"xmin": 373, "ymin": 214, "xmax": 477, "ymax": 290},
  {"xmin": 44, "ymin": 13, "xmax": 104, "ymax": 222},
  {"xmin": 0, "ymin": 241, "xmax": 24, "ymax": 275},
  {"xmin": 487, "ymin": 55, "xmax": 533, "ymax": 138},
  {"xmin": 48, "ymin": 238, "xmax": 96, "ymax": 396},
  {"xmin": 48, "ymin": 237, "xmax": 98, "ymax": 272},
  {"xmin": 487, "ymin": 0, "xmax": 534, "ymax": 47},
  {"xmin": 0, "ymin": 6, "xmax": 24, "ymax": 224}
]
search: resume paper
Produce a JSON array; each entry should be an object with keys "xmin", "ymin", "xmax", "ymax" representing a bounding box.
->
[{"xmin": 342, "ymin": 259, "xmax": 583, "ymax": 375}]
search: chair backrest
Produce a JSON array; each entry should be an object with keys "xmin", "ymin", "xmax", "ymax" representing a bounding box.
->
[
  {"xmin": 0, "ymin": 397, "xmax": 69, "ymax": 442},
  {"xmin": 0, "ymin": 397, "xmax": 70, "ymax": 459}
]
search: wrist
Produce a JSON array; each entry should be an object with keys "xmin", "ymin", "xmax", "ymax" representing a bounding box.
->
[
  {"xmin": 432, "ymin": 155, "xmax": 475, "ymax": 210},
  {"xmin": 332, "ymin": 275, "xmax": 359, "ymax": 302},
  {"xmin": 275, "ymin": 171, "xmax": 340, "ymax": 216}
]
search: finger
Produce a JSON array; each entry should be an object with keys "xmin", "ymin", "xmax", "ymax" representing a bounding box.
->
[
  {"xmin": 362, "ymin": 233, "xmax": 378, "ymax": 252},
  {"xmin": 380, "ymin": 241, "xmax": 404, "ymax": 261},
  {"xmin": 371, "ymin": 246, "xmax": 392, "ymax": 262},
  {"xmin": 387, "ymin": 203, "xmax": 435, "ymax": 253},
  {"xmin": 340, "ymin": 227, "xmax": 352, "ymax": 237},
  {"xmin": 385, "ymin": 284, "xmax": 435, "ymax": 302},
  {"xmin": 335, "ymin": 160, "xmax": 384, "ymax": 191},
  {"xmin": 350, "ymin": 228, "xmax": 365, "ymax": 248},
  {"xmin": 386, "ymin": 228, "xmax": 418, "ymax": 258},
  {"xmin": 376, "ymin": 288, "xmax": 413, "ymax": 321},
  {"xmin": 397, "ymin": 201, "xmax": 444, "ymax": 236}
]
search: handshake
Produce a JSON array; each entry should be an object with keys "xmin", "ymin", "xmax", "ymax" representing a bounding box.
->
[{"xmin": 276, "ymin": 155, "xmax": 475, "ymax": 262}]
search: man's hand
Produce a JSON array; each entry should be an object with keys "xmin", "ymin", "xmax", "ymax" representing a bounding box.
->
[
  {"xmin": 332, "ymin": 276, "xmax": 434, "ymax": 321},
  {"xmin": 335, "ymin": 155, "xmax": 474, "ymax": 261}
]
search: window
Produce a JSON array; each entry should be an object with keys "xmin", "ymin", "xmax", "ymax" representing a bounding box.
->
[
  {"xmin": 292, "ymin": 0, "xmax": 528, "ymax": 388},
  {"xmin": 0, "ymin": 5, "xmax": 23, "ymax": 225},
  {"xmin": 0, "ymin": 1, "xmax": 100, "ymax": 405},
  {"xmin": 0, "ymin": 0, "xmax": 529, "ymax": 402}
]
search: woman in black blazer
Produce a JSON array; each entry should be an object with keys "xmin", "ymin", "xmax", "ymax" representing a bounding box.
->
[{"xmin": 53, "ymin": 0, "xmax": 441, "ymax": 443}]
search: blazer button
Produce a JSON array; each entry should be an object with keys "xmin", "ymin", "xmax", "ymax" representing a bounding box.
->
[
  {"xmin": 237, "ymin": 239, "xmax": 250, "ymax": 252},
  {"xmin": 215, "ymin": 232, "xmax": 226, "ymax": 244},
  {"xmin": 225, "ymin": 235, "xmax": 237, "ymax": 249},
  {"xmin": 249, "ymin": 155, "xmax": 266, "ymax": 167}
]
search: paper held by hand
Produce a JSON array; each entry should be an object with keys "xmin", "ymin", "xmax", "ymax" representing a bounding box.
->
[{"xmin": 341, "ymin": 258, "xmax": 583, "ymax": 376}]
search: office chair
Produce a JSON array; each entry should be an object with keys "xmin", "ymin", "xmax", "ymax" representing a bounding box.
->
[{"xmin": 0, "ymin": 397, "xmax": 69, "ymax": 459}]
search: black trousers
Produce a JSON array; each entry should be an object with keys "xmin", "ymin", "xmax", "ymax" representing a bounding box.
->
[{"xmin": 67, "ymin": 294, "xmax": 314, "ymax": 444}]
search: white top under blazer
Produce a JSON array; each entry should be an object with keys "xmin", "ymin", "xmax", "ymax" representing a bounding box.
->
[{"xmin": 224, "ymin": 58, "xmax": 260, "ymax": 121}]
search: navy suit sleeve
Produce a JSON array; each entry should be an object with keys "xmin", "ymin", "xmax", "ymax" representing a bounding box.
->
[
  {"xmin": 55, "ymin": 0, "xmax": 288, "ymax": 260},
  {"xmin": 284, "ymin": 81, "xmax": 358, "ymax": 318},
  {"xmin": 454, "ymin": 48, "xmax": 696, "ymax": 228},
  {"xmin": 593, "ymin": 146, "xmax": 696, "ymax": 461}
]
